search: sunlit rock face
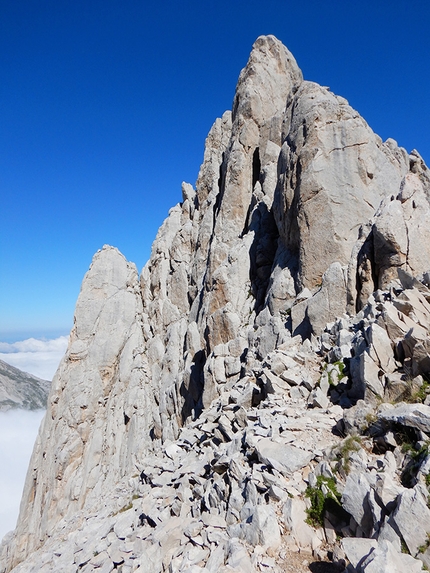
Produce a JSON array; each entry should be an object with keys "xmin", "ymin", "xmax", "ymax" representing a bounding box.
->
[
  {"xmin": 5, "ymin": 246, "xmax": 153, "ymax": 567},
  {"xmin": 3, "ymin": 35, "xmax": 430, "ymax": 573}
]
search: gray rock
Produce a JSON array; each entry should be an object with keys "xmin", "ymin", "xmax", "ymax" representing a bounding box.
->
[
  {"xmin": 378, "ymin": 403, "xmax": 430, "ymax": 434},
  {"xmin": 377, "ymin": 517, "xmax": 402, "ymax": 553},
  {"xmin": 373, "ymin": 172, "xmax": 430, "ymax": 290},
  {"xmin": 226, "ymin": 539, "xmax": 254, "ymax": 573},
  {"xmin": 341, "ymin": 538, "xmax": 378, "ymax": 568},
  {"xmin": 308, "ymin": 386, "xmax": 329, "ymax": 409},
  {"xmin": 206, "ymin": 544, "xmax": 226, "ymax": 572},
  {"xmin": 374, "ymin": 473, "xmax": 405, "ymax": 512},
  {"xmin": 343, "ymin": 400, "xmax": 375, "ymax": 434},
  {"xmin": 283, "ymin": 497, "xmax": 319, "ymax": 550},
  {"xmin": 245, "ymin": 504, "xmax": 281, "ymax": 549},
  {"xmin": 392, "ymin": 486, "xmax": 430, "ymax": 557},
  {"xmin": 366, "ymin": 323, "xmax": 395, "ymax": 373},
  {"xmin": 254, "ymin": 437, "xmax": 313, "ymax": 475},
  {"xmin": 341, "ymin": 473, "xmax": 373, "ymax": 535},
  {"xmin": 356, "ymin": 351, "xmax": 385, "ymax": 401},
  {"xmin": 4, "ymin": 33, "xmax": 430, "ymax": 573},
  {"xmin": 360, "ymin": 539, "xmax": 423, "ymax": 573}
]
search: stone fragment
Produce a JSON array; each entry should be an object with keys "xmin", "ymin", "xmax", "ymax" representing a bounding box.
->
[
  {"xmin": 391, "ymin": 486, "xmax": 430, "ymax": 557},
  {"xmin": 341, "ymin": 473, "xmax": 373, "ymax": 535},
  {"xmin": 282, "ymin": 497, "xmax": 319, "ymax": 550},
  {"xmin": 378, "ymin": 403, "xmax": 430, "ymax": 434},
  {"xmin": 366, "ymin": 322, "xmax": 396, "ymax": 372},
  {"xmin": 343, "ymin": 400, "xmax": 375, "ymax": 434},
  {"xmin": 242, "ymin": 504, "xmax": 281, "ymax": 549},
  {"xmin": 341, "ymin": 537, "xmax": 378, "ymax": 568},
  {"xmin": 205, "ymin": 544, "xmax": 226, "ymax": 572},
  {"xmin": 226, "ymin": 539, "xmax": 254, "ymax": 573},
  {"xmin": 374, "ymin": 473, "xmax": 405, "ymax": 511},
  {"xmin": 254, "ymin": 437, "xmax": 313, "ymax": 475},
  {"xmin": 377, "ymin": 516, "xmax": 402, "ymax": 553},
  {"xmin": 308, "ymin": 387, "xmax": 329, "ymax": 409},
  {"xmin": 113, "ymin": 509, "xmax": 136, "ymax": 539},
  {"xmin": 358, "ymin": 351, "xmax": 385, "ymax": 400},
  {"xmin": 360, "ymin": 539, "xmax": 423, "ymax": 573}
]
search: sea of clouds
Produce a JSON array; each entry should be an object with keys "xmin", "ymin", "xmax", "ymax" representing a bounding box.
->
[
  {"xmin": 0, "ymin": 336, "xmax": 68, "ymax": 542},
  {"xmin": 0, "ymin": 335, "xmax": 68, "ymax": 380},
  {"xmin": 0, "ymin": 409, "xmax": 45, "ymax": 541}
]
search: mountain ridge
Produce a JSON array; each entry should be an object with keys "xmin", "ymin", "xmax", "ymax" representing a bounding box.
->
[
  {"xmin": 0, "ymin": 359, "xmax": 50, "ymax": 412},
  {"xmin": 2, "ymin": 35, "xmax": 430, "ymax": 573}
]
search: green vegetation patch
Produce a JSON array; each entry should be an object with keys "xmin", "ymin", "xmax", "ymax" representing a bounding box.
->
[
  {"xmin": 305, "ymin": 475, "xmax": 342, "ymax": 528},
  {"xmin": 334, "ymin": 435, "xmax": 362, "ymax": 475},
  {"xmin": 415, "ymin": 380, "xmax": 430, "ymax": 403},
  {"xmin": 418, "ymin": 534, "xmax": 430, "ymax": 554}
]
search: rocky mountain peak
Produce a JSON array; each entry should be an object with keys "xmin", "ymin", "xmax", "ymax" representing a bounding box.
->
[
  {"xmin": 2, "ymin": 36, "xmax": 430, "ymax": 573},
  {"xmin": 232, "ymin": 35, "xmax": 302, "ymax": 130}
]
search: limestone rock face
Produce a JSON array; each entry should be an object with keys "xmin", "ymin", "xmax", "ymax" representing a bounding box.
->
[
  {"xmin": 6, "ymin": 246, "xmax": 153, "ymax": 569},
  {"xmin": 373, "ymin": 170, "xmax": 430, "ymax": 288},
  {"xmin": 274, "ymin": 82, "xmax": 408, "ymax": 292},
  {"xmin": 3, "ymin": 35, "xmax": 430, "ymax": 573}
]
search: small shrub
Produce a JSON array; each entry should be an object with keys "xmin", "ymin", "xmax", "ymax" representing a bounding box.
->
[
  {"xmin": 402, "ymin": 441, "xmax": 429, "ymax": 461},
  {"xmin": 332, "ymin": 360, "xmax": 345, "ymax": 376},
  {"xmin": 360, "ymin": 411, "xmax": 378, "ymax": 433},
  {"xmin": 365, "ymin": 412, "xmax": 377, "ymax": 426},
  {"xmin": 418, "ymin": 534, "xmax": 430, "ymax": 554},
  {"xmin": 400, "ymin": 438, "xmax": 430, "ymax": 488},
  {"xmin": 401, "ymin": 538, "xmax": 410, "ymax": 554},
  {"xmin": 305, "ymin": 475, "xmax": 341, "ymax": 528},
  {"xmin": 415, "ymin": 380, "xmax": 430, "ymax": 403},
  {"xmin": 119, "ymin": 501, "xmax": 133, "ymax": 513},
  {"xmin": 321, "ymin": 361, "xmax": 345, "ymax": 387},
  {"xmin": 335, "ymin": 435, "xmax": 362, "ymax": 475}
]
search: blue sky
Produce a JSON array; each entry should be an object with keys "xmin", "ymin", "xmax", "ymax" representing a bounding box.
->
[{"xmin": 1, "ymin": 0, "xmax": 429, "ymax": 341}]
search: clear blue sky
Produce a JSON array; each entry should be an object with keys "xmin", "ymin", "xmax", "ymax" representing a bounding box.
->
[{"xmin": 1, "ymin": 0, "xmax": 429, "ymax": 341}]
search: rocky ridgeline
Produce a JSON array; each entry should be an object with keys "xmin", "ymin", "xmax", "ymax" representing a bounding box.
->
[
  {"xmin": 0, "ymin": 360, "xmax": 50, "ymax": 411},
  {"xmin": 2, "ymin": 35, "xmax": 430, "ymax": 572}
]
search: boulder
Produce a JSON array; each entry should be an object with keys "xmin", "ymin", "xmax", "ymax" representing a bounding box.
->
[
  {"xmin": 341, "ymin": 473, "xmax": 373, "ymax": 535},
  {"xmin": 378, "ymin": 403, "xmax": 430, "ymax": 434},
  {"xmin": 391, "ymin": 487, "xmax": 430, "ymax": 557},
  {"xmin": 361, "ymin": 539, "xmax": 423, "ymax": 573},
  {"xmin": 254, "ymin": 437, "xmax": 313, "ymax": 475}
]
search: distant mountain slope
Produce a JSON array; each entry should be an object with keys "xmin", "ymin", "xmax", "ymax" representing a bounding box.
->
[{"xmin": 0, "ymin": 360, "xmax": 51, "ymax": 411}]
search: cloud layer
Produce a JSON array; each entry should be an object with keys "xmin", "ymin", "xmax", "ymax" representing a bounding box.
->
[
  {"xmin": 0, "ymin": 409, "xmax": 45, "ymax": 542},
  {"xmin": 0, "ymin": 336, "xmax": 68, "ymax": 380},
  {"xmin": 0, "ymin": 337, "xmax": 67, "ymax": 540}
]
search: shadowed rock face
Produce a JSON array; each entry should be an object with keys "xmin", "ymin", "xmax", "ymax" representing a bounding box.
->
[{"xmin": 3, "ymin": 35, "xmax": 430, "ymax": 572}]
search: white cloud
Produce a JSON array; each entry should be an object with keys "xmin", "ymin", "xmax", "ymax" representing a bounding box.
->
[
  {"xmin": 0, "ymin": 336, "xmax": 68, "ymax": 380},
  {"xmin": 0, "ymin": 409, "xmax": 45, "ymax": 542},
  {"xmin": 0, "ymin": 337, "xmax": 69, "ymax": 542}
]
